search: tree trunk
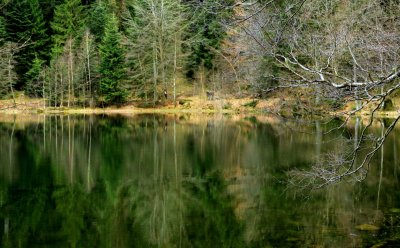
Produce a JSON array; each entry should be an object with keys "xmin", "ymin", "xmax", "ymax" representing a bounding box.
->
[
  {"xmin": 86, "ymin": 31, "xmax": 93, "ymax": 108},
  {"xmin": 153, "ymin": 46, "xmax": 158, "ymax": 106},
  {"xmin": 7, "ymin": 56, "xmax": 16, "ymax": 107},
  {"xmin": 173, "ymin": 34, "xmax": 177, "ymax": 107},
  {"xmin": 60, "ymin": 67, "xmax": 64, "ymax": 107}
]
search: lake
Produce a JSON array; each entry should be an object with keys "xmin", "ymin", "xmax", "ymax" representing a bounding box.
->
[{"xmin": 0, "ymin": 114, "xmax": 399, "ymax": 247}]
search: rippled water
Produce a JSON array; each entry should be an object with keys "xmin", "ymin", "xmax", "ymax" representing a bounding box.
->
[{"xmin": 0, "ymin": 114, "xmax": 399, "ymax": 247}]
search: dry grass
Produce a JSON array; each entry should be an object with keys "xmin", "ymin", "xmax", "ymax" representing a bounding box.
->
[
  {"xmin": 1, "ymin": 91, "xmax": 398, "ymax": 119},
  {"xmin": 0, "ymin": 94, "xmax": 283, "ymax": 115}
]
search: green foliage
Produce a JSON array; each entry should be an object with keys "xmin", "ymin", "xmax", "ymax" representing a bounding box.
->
[
  {"xmin": 183, "ymin": 0, "xmax": 234, "ymax": 79},
  {"xmin": 87, "ymin": 2, "xmax": 109, "ymax": 42},
  {"xmin": 3, "ymin": 0, "xmax": 49, "ymax": 89},
  {"xmin": 51, "ymin": 0, "xmax": 84, "ymax": 55},
  {"xmin": 99, "ymin": 14, "xmax": 127, "ymax": 105},
  {"xmin": 0, "ymin": 16, "xmax": 6, "ymax": 45},
  {"xmin": 0, "ymin": 0, "xmax": 242, "ymax": 105},
  {"xmin": 25, "ymin": 56, "xmax": 44, "ymax": 97}
]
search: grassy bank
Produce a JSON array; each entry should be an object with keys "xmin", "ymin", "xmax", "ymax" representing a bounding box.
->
[
  {"xmin": 0, "ymin": 93, "xmax": 399, "ymax": 119},
  {"xmin": 0, "ymin": 95, "xmax": 280, "ymax": 115}
]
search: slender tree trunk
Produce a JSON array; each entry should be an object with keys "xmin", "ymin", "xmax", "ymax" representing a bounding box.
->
[
  {"xmin": 151, "ymin": 0, "xmax": 158, "ymax": 106},
  {"xmin": 153, "ymin": 46, "xmax": 158, "ymax": 106},
  {"xmin": 70, "ymin": 40, "xmax": 75, "ymax": 106},
  {"xmin": 7, "ymin": 56, "xmax": 16, "ymax": 107},
  {"xmin": 60, "ymin": 66, "xmax": 64, "ymax": 107},
  {"xmin": 160, "ymin": 0, "xmax": 166, "ymax": 91},
  {"xmin": 173, "ymin": 34, "xmax": 177, "ymax": 107},
  {"xmin": 200, "ymin": 65, "xmax": 204, "ymax": 98},
  {"xmin": 67, "ymin": 38, "xmax": 74, "ymax": 108},
  {"xmin": 43, "ymin": 70, "xmax": 46, "ymax": 110},
  {"xmin": 86, "ymin": 31, "xmax": 93, "ymax": 108},
  {"xmin": 54, "ymin": 70, "xmax": 58, "ymax": 107},
  {"xmin": 68, "ymin": 60, "xmax": 71, "ymax": 108}
]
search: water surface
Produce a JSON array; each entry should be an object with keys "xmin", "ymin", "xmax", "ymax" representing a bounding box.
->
[{"xmin": 0, "ymin": 114, "xmax": 400, "ymax": 247}]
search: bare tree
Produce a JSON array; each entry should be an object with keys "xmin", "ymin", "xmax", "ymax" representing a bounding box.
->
[
  {"xmin": 125, "ymin": 0, "xmax": 187, "ymax": 106},
  {"xmin": 0, "ymin": 42, "xmax": 17, "ymax": 104},
  {"xmin": 0, "ymin": 40, "xmax": 30, "ymax": 107},
  {"xmin": 238, "ymin": 0, "xmax": 400, "ymax": 188}
]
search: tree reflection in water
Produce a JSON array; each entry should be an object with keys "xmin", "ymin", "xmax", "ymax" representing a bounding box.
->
[{"xmin": 0, "ymin": 114, "xmax": 400, "ymax": 247}]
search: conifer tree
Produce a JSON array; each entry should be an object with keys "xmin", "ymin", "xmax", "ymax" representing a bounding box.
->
[
  {"xmin": 0, "ymin": 16, "xmax": 6, "ymax": 45},
  {"xmin": 25, "ymin": 56, "xmax": 44, "ymax": 97},
  {"xmin": 4, "ymin": 0, "xmax": 49, "ymax": 90},
  {"xmin": 183, "ymin": 0, "xmax": 233, "ymax": 79},
  {"xmin": 51, "ymin": 0, "xmax": 84, "ymax": 54},
  {"xmin": 99, "ymin": 14, "xmax": 127, "ymax": 105},
  {"xmin": 87, "ymin": 2, "xmax": 108, "ymax": 42},
  {"xmin": 0, "ymin": 16, "xmax": 14, "ymax": 99}
]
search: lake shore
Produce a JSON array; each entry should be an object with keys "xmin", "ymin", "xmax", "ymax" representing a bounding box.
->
[
  {"xmin": 0, "ymin": 95, "xmax": 283, "ymax": 115},
  {"xmin": 0, "ymin": 95, "xmax": 398, "ymax": 119}
]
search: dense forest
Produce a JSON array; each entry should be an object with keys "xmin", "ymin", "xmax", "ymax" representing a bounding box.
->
[
  {"xmin": 0, "ymin": 0, "xmax": 240, "ymax": 107},
  {"xmin": 0, "ymin": 0, "xmax": 400, "ymax": 109}
]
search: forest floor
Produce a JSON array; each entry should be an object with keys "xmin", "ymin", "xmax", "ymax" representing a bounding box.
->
[{"xmin": 0, "ymin": 92, "xmax": 399, "ymax": 119}]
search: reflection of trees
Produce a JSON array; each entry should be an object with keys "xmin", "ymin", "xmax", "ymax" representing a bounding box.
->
[
  {"xmin": 1, "ymin": 115, "xmax": 400, "ymax": 247},
  {"xmin": 0, "ymin": 115, "xmax": 250, "ymax": 247},
  {"xmin": 235, "ymin": 119, "xmax": 400, "ymax": 247},
  {"xmin": 183, "ymin": 172, "xmax": 246, "ymax": 248}
]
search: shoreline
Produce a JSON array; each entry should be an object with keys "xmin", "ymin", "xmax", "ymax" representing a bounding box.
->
[{"xmin": 0, "ymin": 96, "xmax": 398, "ymax": 119}]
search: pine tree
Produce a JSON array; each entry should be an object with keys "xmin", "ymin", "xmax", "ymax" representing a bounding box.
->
[
  {"xmin": 51, "ymin": 0, "xmax": 84, "ymax": 54},
  {"xmin": 183, "ymin": 0, "xmax": 234, "ymax": 79},
  {"xmin": 0, "ymin": 16, "xmax": 6, "ymax": 46},
  {"xmin": 87, "ymin": 2, "xmax": 108, "ymax": 42},
  {"xmin": 4, "ymin": 0, "xmax": 49, "ymax": 90},
  {"xmin": 99, "ymin": 14, "xmax": 127, "ymax": 105},
  {"xmin": 25, "ymin": 56, "xmax": 45, "ymax": 97}
]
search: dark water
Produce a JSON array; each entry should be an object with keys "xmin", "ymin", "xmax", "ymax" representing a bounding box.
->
[{"xmin": 0, "ymin": 114, "xmax": 400, "ymax": 248}]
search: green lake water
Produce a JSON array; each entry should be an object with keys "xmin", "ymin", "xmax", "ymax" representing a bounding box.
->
[{"xmin": 0, "ymin": 114, "xmax": 400, "ymax": 247}]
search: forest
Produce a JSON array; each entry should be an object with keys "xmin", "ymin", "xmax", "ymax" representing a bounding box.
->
[
  {"xmin": 0, "ymin": 0, "xmax": 237, "ymax": 107},
  {"xmin": 0, "ymin": 0, "xmax": 399, "ymax": 112}
]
